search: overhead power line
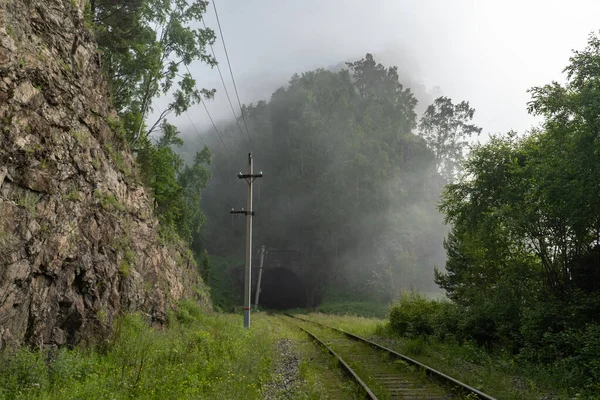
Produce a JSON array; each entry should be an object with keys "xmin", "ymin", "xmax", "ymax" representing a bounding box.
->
[
  {"xmin": 184, "ymin": 64, "xmax": 232, "ymax": 159},
  {"xmin": 184, "ymin": 110, "xmax": 226, "ymax": 174},
  {"xmin": 201, "ymin": 18, "xmax": 247, "ymax": 147},
  {"xmin": 211, "ymin": 0, "xmax": 254, "ymax": 151},
  {"xmin": 199, "ymin": 99, "xmax": 232, "ymax": 158}
]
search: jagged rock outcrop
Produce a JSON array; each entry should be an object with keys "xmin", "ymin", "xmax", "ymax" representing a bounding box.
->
[{"xmin": 0, "ymin": 0, "xmax": 210, "ymax": 348}]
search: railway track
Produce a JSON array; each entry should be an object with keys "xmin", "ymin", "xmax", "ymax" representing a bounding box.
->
[{"xmin": 283, "ymin": 313, "xmax": 496, "ymax": 400}]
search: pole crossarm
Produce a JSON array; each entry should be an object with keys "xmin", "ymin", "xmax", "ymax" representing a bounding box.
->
[
  {"xmin": 230, "ymin": 210, "xmax": 255, "ymax": 215},
  {"xmin": 238, "ymin": 171, "xmax": 263, "ymax": 184}
]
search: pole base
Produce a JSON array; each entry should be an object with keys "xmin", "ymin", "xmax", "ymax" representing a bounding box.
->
[{"xmin": 244, "ymin": 309, "xmax": 250, "ymax": 328}]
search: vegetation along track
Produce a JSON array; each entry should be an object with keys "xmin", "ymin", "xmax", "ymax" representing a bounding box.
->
[{"xmin": 283, "ymin": 314, "xmax": 496, "ymax": 400}]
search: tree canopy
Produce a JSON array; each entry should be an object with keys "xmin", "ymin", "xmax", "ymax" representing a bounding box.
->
[
  {"xmin": 88, "ymin": 0, "xmax": 215, "ymax": 243},
  {"xmin": 197, "ymin": 54, "xmax": 449, "ymax": 301},
  {"xmin": 434, "ymin": 32, "xmax": 600, "ymax": 390}
]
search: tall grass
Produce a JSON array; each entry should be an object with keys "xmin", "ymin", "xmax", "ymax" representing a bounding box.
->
[{"xmin": 0, "ymin": 301, "xmax": 275, "ymax": 399}]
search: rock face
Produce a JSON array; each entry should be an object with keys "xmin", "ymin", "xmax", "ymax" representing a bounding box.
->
[{"xmin": 0, "ymin": 0, "xmax": 210, "ymax": 348}]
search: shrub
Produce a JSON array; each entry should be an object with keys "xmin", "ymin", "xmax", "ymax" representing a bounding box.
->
[{"xmin": 388, "ymin": 291, "xmax": 444, "ymax": 337}]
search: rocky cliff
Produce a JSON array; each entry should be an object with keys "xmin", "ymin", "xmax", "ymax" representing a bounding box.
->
[{"xmin": 0, "ymin": 0, "xmax": 210, "ymax": 348}]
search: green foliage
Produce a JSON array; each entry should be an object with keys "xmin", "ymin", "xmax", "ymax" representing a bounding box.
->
[
  {"xmin": 105, "ymin": 115, "xmax": 127, "ymax": 143},
  {"xmin": 316, "ymin": 285, "xmax": 390, "ymax": 317},
  {"xmin": 91, "ymin": 157, "xmax": 100, "ymax": 170},
  {"xmin": 172, "ymin": 298, "xmax": 204, "ymax": 325},
  {"xmin": 433, "ymin": 32, "xmax": 600, "ymax": 394},
  {"xmin": 201, "ymin": 249, "xmax": 211, "ymax": 284},
  {"xmin": 138, "ymin": 121, "xmax": 211, "ymax": 243},
  {"xmin": 418, "ymin": 96, "xmax": 482, "ymax": 182},
  {"xmin": 202, "ymin": 54, "xmax": 444, "ymax": 301},
  {"xmin": 65, "ymin": 189, "xmax": 82, "ymax": 202},
  {"xmin": 0, "ymin": 349, "xmax": 50, "ymax": 397},
  {"xmin": 0, "ymin": 309, "xmax": 283, "ymax": 399},
  {"xmin": 69, "ymin": 129, "xmax": 87, "ymax": 147},
  {"xmin": 94, "ymin": 188, "xmax": 126, "ymax": 212},
  {"xmin": 388, "ymin": 291, "xmax": 444, "ymax": 337},
  {"xmin": 91, "ymin": 0, "xmax": 216, "ymax": 146},
  {"xmin": 104, "ymin": 142, "xmax": 131, "ymax": 176},
  {"xmin": 317, "ymin": 300, "xmax": 390, "ymax": 319},
  {"xmin": 119, "ymin": 249, "xmax": 135, "ymax": 278},
  {"xmin": 16, "ymin": 191, "xmax": 39, "ymax": 215},
  {"xmin": 206, "ymin": 255, "xmax": 243, "ymax": 311}
]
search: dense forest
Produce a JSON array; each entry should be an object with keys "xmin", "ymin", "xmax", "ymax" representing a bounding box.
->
[
  {"xmin": 192, "ymin": 55, "xmax": 479, "ymax": 305},
  {"xmin": 88, "ymin": 0, "xmax": 480, "ymax": 307}
]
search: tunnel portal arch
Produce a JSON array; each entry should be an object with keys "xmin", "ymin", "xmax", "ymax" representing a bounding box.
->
[{"xmin": 258, "ymin": 267, "xmax": 306, "ymax": 309}]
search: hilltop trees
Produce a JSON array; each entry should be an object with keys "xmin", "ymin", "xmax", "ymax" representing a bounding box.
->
[
  {"xmin": 200, "ymin": 54, "xmax": 446, "ymax": 300},
  {"xmin": 418, "ymin": 97, "xmax": 481, "ymax": 182}
]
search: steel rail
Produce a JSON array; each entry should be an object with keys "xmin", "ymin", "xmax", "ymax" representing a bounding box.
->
[
  {"xmin": 285, "ymin": 313, "xmax": 497, "ymax": 400},
  {"xmin": 284, "ymin": 316, "xmax": 378, "ymax": 399}
]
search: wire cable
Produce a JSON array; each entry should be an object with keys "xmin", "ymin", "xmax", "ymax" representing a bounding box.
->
[
  {"xmin": 184, "ymin": 110, "xmax": 224, "ymax": 174},
  {"xmin": 184, "ymin": 64, "xmax": 232, "ymax": 159},
  {"xmin": 211, "ymin": 0, "xmax": 254, "ymax": 151},
  {"xmin": 201, "ymin": 18, "xmax": 248, "ymax": 147}
]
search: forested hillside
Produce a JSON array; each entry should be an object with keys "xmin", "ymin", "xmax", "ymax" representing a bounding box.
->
[{"xmin": 188, "ymin": 54, "xmax": 479, "ymax": 305}]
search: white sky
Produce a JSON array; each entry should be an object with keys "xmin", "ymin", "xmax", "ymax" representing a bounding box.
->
[{"xmin": 161, "ymin": 0, "xmax": 600, "ymax": 140}]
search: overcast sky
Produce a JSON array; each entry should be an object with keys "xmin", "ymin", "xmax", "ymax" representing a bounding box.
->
[{"xmin": 165, "ymin": 0, "xmax": 600, "ymax": 141}]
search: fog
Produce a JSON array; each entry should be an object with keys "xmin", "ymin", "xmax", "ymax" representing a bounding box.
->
[
  {"xmin": 164, "ymin": 0, "xmax": 600, "ymax": 139},
  {"xmin": 165, "ymin": 1, "xmax": 600, "ymax": 306}
]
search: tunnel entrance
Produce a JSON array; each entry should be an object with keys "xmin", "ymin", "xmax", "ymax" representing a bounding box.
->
[{"xmin": 259, "ymin": 268, "xmax": 306, "ymax": 309}]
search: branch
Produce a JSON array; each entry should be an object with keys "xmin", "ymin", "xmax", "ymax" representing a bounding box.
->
[{"xmin": 146, "ymin": 107, "xmax": 173, "ymax": 136}]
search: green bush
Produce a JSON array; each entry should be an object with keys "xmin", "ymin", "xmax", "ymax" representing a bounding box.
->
[
  {"xmin": 388, "ymin": 291, "xmax": 445, "ymax": 337},
  {"xmin": 173, "ymin": 298, "xmax": 205, "ymax": 325},
  {"xmin": 519, "ymin": 324, "xmax": 600, "ymax": 395}
]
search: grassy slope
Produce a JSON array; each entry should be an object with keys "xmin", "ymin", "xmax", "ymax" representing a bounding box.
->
[
  {"xmin": 298, "ymin": 313, "xmax": 571, "ymax": 400},
  {"xmin": 0, "ymin": 303, "xmax": 362, "ymax": 399}
]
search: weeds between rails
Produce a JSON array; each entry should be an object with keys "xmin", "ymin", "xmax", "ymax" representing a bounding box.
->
[{"xmin": 284, "ymin": 313, "xmax": 497, "ymax": 400}]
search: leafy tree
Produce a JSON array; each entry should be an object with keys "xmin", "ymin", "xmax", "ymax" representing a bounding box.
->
[
  {"xmin": 435, "ymin": 136, "xmax": 541, "ymax": 345},
  {"xmin": 91, "ymin": 0, "xmax": 216, "ymax": 146},
  {"xmin": 418, "ymin": 96, "xmax": 482, "ymax": 182},
  {"xmin": 199, "ymin": 54, "xmax": 444, "ymax": 301},
  {"xmin": 138, "ymin": 122, "xmax": 211, "ymax": 243},
  {"xmin": 87, "ymin": 0, "xmax": 215, "ymax": 245},
  {"xmin": 434, "ymin": 33, "xmax": 600, "ymax": 389},
  {"xmin": 178, "ymin": 148, "xmax": 212, "ymax": 243},
  {"xmin": 526, "ymin": 32, "xmax": 600, "ymax": 290}
]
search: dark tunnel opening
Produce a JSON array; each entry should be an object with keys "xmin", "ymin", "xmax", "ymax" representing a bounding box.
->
[{"xmin": 258, "ymin": 268, "xmax": 306, "ymax": 309}]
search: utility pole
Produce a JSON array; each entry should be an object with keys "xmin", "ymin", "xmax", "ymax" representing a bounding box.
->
[
  {"xmin": 231, "ymin": 153, "xmax": 262, "ymax": 328},
  {"xmin": 254, "ymin": 245, "xmax": 266, "ymax": 311}
]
